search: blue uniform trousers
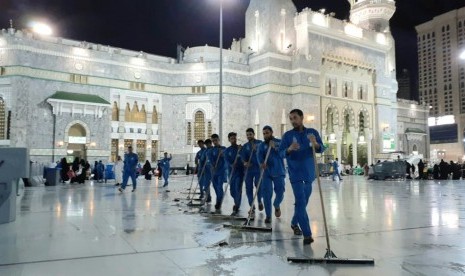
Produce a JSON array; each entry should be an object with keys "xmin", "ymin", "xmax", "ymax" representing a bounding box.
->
[
  {"xmin": 229, "ymin": 173, "xmax": 244, "ymax": 209},
  {"xmin": 212, "ymin": 174, "xmax": 225, "ymax": 206},
  {"xmin": 245, "ymin": 171, "xmax": 263, "ymax": 206},
  {"xmin": 121, "ymin": 170, "xmax": 137, "ymax": 190},
  {"xmin": 290, "ymin": 180, "xmax": 313, "ymax": 237},
  {"xmin": 262, "ymin": 175, "xmax": 285, "ymax": 218}
]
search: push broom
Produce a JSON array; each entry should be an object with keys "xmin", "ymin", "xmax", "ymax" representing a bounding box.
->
[
  {"xmin": 223, "ymin": 144, "xmax": 272, "ymax": 232},
  {"xmin": 287, "ymin": 141, "xmax": 375, "ymax": 265},
  {"xmin": 176, "ymin": 160, "xmax": 207, "ymax": 203},
  {"xmin": 203, "ymin": 146, "xmax": 248, "ymax": 221}
]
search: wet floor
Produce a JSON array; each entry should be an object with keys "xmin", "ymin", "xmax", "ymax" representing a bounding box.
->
[{"xmin": 0, "ymin": 175, "xmax": 464, "ymax": 275}]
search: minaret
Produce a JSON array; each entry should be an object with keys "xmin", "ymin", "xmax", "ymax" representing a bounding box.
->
[
  {"xmin": 245, "ymin": 0, "xmax": 297, "ymax": 54},
  {"xmin": 348, "ymin": 0, "xmax": 396, "ymax": 32}
]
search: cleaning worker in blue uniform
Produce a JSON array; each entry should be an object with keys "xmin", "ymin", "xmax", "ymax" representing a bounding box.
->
[
  {"xmin": 279, "ymin": 109, "xmax": 325, "ymax": 245},
  {"xmin": 195, "ymin": 140, "xmax": 207, "ymax": 198},
  {"xmin": 161, "ymin": 152, "xmax": 172, "ymax": 187},
  {"xmin": 207, "ymin": 134, "xmax": 226, "ymax": 211},
  {"xmin": 119, "ymin": 145, "xmax": 139, "ymax": 193},
  {"xmin": 200, "ymin": 139, "xmax": 213, "ymax": 203},
  {"xmin": 257, "ymin": 126, "xmax": 286, "ymax": 224},
  {"xmin": 241, "ymin": 128, "xmax": 264, "ymax": 216},
  {"xmin": 224, "ymin": 132, "xmax": 244, "ymax": 216}
]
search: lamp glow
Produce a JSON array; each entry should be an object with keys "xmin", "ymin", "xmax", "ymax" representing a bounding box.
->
[{"xmin": 31, "ymin": 22, "xmax": 53, "ymax": 35}]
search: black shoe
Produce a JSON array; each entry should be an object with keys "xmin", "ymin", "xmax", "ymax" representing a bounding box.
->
[
  {"xmin": 118, "ymin": 188, "xmax": 124, "ymax": 193},
  {"xmin": 291, "ymin": 225, "xmax": 303, "ymax": 236},
  {"xmin": 206, "ymin": 195, "xmax": 212, "ymax": 203},
  {"xmin": 231, "ymin": 210, "xmax": 238, "ymax": 216},
  {"xmin": 199, "ymin": 194, "xmax": 204, "ymax": 199},
  {"xmin": 163, "ymin": 183, "xmax": 168, "ymax": 187},
  {"xmin": 132, "ymin": 189, "xmax": 136, "ymax": 192},
  {"xmin": 214, "ymin": 204, "xmax": 221, "ymax": 210},
  {"xmin": 275, "ymin": 208, "xmax": 281, "ymax": 218},
  {"xmin": 303, "ymin": 236, "xmax": 314, "ymax": 245},
  {"xmin": 264, "ymin": 217, "xmax": 271, "ymax": 224},
  {"xmin": 258, "ymin": 202, "xmax": 264, "ymax": 211},
  {"xmin": 115, "ymin": 183, "xmax": 120, "ymax": 186}
]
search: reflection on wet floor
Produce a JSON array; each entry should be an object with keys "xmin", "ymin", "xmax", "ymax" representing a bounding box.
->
[{"xmin": 0, "ymin": 176, "xmax": 465, "ymax": 275}]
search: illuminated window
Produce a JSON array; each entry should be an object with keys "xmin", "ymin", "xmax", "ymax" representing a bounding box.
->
[
  {"xmin": 111, "ymin": 139, "xmax": 119, "ymax": 162},
  {"xmin": 0, "ymin": 97, "xmax": 5, "ymax": 139},
  {"xmin": 151, "ymin": 140, "xmax": 158, "ymax": 161},
  {"xmin": 112, "ymin": 101, "xmax": 119, "ymax": 121},
  {"xmin": 207, "ymin": 121, "xmax": 212, "ymax": 138},
  {"xmin": 136, "ymin": 140, "xmax": 146, "ymax": 161},
  {"xmin": 194, "ymin": 111, "xmax": 205, "ymax": 142},
  {"xmin": 187, "ymin": 122, "xmax": 192, "ymax": 145}
]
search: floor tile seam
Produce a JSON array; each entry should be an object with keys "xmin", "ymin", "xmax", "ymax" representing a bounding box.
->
[
  {"xmin": 159, "ymin": 251, "xmax": 189, "ymax": 275},
  {"xmin": 0, "ymin": 245, "xmax": 203, "ymax": 268}
]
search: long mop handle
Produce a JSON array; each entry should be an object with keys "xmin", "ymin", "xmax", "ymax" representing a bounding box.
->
[
  {"xmin": 245, "ymin": 145, "xmax": 272, "ymax": 225},
  {"xmin": 188, "ymin": 158, "xmax": 207, "ymax": 201},
  {"xmin": 311, "ymin": 142, "xmax": 334, "ymax": 257},
  {"xmin": 242, "ymin": 143, "xmax": 256, "ymax": 188},
  {"xmin": 222, "ymin": 147, "xmax": 242, "ymax": 203}
]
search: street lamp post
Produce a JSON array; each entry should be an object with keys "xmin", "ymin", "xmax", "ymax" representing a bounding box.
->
[{"xmin": 219, "ymin": 0, "xmax": 224, "ymax": 142}]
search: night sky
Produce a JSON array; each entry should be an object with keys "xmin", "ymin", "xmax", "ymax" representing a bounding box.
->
[{"xmin": 1, "ymin": 0, "xmax": 465, "ymax": 100}]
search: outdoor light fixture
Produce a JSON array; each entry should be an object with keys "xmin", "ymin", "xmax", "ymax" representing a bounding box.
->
[
  {"xmin": 328, "ymin": 133, "xmax": 337, "ymax": 143},
  {"xmin": 31, "ymin": 22, "xmax": 53, "ymax": 35},
  {"xmin": 358, "ymin": 135, "xmax": 366, "ymax": 144},
  {"xmin": 460, "ymin": 50, "xmax": 465, "ymax": 60}
]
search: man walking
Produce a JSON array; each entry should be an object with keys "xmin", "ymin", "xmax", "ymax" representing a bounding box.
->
[
  {"xmin": 161, "ymin": 152, "xmax": 172, "ymax": 187},
  {"xmin": 200, "ymin": 139, "xmax": 213, "ymax": 202},
  {"xmin": 195, "ymin": 140, "xmax": 207, "ymax": 197},
  {"xmin": 257, "ymin": 126, "xmax": 286, "ymax": 224},
  {"xmin": 279, "ymin": 109, "xmax": 325, "ymax": 245},
  {"xmin": 207, "ymin": 134, "xmax": 226, "ymax": 211},
  {"xmin": 224, "ymin": 132, "xmax": 244, "ymax": 216},
  {"xmin": 241, "ymin": 128, "xmax": 264, "ymax": 215},
  {"xmin": 332, "ymin": 158, "xmax": 342, "ymax": 181},
  {"xmin": 119, "ymin": 146, "xmax": 139, "ymax": 193}
]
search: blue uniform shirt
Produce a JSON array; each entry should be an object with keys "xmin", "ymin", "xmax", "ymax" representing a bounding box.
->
[
  {"xmin": 278, "ymin": 127, "xmax": 325, "ymax": 183},
  {"xmin": 207, "ymin": 146, "xmax": 226, "ymax": 176},
  {"xmin": 123, "ymin": 152, "xmax": 139, "ymax": 172},
  {"xmin": 196, "ymin": 148, "xmax": 207, "ymax": 170},
  {"xmin": 224, "ymin": 145, "xmax": 244, "ymax": 175},
  {"xmin": 257, "ymin": 138, "xmax": 285, "ymax": 177},
  {"xmin": 161, "ymin": 157, "xmax": 172, "ymax": 171},
  {"xmin": 241, "ymin": 139, "xmax": 262, "ymax": 173},
  {"xmin": 333, "ymin": 160, "xmax": 338, "ymax": 171}
]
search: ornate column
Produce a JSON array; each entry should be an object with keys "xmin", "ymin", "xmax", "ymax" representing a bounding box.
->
[
  {"xmin": 336, "ymin": 129, "xmax": 343, "ymax": 160},
  {"xmin": 366, "ymin": 129, "xmax": 373, "ymax": 165},
  {"xmin": 350, "ymin": 127, "xmax": 358, "ymax": 166}
]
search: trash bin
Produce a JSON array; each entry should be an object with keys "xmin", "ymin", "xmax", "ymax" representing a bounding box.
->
[{"xmin": 45, "ymin": 168, "xmax": 61, "ymax": 186}]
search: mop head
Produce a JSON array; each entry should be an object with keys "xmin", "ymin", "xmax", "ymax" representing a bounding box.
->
[
  {"xmin": 287, "ymin": 257, "xmax": 375, "ymax": 265},
  {"xmin": 223, "ymin": 223, "xmax": 272, "ymax": 232},
  {"xmin": 202, "ymin": 214, "xmax": 248, "ymax": 221}
]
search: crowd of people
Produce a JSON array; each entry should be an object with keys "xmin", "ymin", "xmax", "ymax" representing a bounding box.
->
[{"xmin": 57, "ymin": 157, "xmax": 105, "ymax": 184}]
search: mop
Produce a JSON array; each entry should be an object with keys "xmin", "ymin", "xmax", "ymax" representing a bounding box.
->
[
  {"xmin": 223, "ymin": 145, "xmax": 272, "ymax": 232},
  {"xmin": 287, "ymin": 142, "xmax": 375, "ymax": 265},
  {"xmin": 203, "ymin": 146, "xmax": 248, "ymax": 221},
  {"xmin": 188, "ymin": 149, "xmax": 223, "ymax": 208},
  {"xmin": 174, "ymin": 169, "xmax": 199, "ymax": 202},
  {"xmin": 185, "ymin": 160, "xmax": 208, "ymax": 207}
]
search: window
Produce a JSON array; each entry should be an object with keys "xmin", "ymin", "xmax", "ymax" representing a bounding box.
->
[
  {"xmin": 0, "ymin": 97, "xmax": 5, "ymax": 139},
  {"xmin": 70, "ymin": 74, "xmax": 88, "ymax": 84},
  {"xmin": 130, "ymin": 82, "xmax": 145, "ymax": 91},
  {"xmin": 151, "ymin": 141, "xmax": 158, "ymax": 161},
  {"xmin": 187, "ymin": 122, "xmax": 192, "ymax": 145},
  {"xmin": 136, "ymin": 140, "xmax": 146, "ymax": 161},
  {"xmin": 208, "ymin": 121, "xmax": 212, "ymax": 138},
  {"xmin": 194, "ymin": 111, "xmax": 206, "ymax": 142},
  {"xmin": 111, "ymin": 139, "xmax": 119, "ymax": 162}
]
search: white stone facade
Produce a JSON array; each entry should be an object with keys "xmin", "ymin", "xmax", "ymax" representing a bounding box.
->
[{"xmin": 0, "ymin": 0, "xmax": 428, "ymax": 166}]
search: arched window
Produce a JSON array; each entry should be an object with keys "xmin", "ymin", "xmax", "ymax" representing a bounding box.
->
[
  {"xmin": 0, "ymin": 97, "xmax": 5, "ymax": 139},
  {"xmin": 344, "ymin": 83, "xmax": 348, "ymax": 97},
  {"xmin": 194, "ymin": 111, "xmax": 206, "ymax": 142},
  {"xmin": 134, "ymin": 104, "xmax": 146, "ymax": 123},
  {"xmin": 112, "ymin": 101, "xmax": 119, "ymax": 121},
  {"xmin": 326, "ymin": 108, "xmax": 334, "ymax": 133},
  {"xmin": 152, "ymin": 106, "xmax": 158, "ymax": 124},
  {"xmin": 359, "ymin": 112, "xmax": 365, "ymax": 129},
  {"xmin": 412, "ymin": 144, "xmax": 418, "ymax": 152},
  {"xmin": 132, "ymin": 102, "xmax": 140, "ymax": 123}
]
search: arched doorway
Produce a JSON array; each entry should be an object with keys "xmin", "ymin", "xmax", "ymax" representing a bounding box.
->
[{"xmin": 67, "ymin": 123, "xmax": 87, "ymax": 161}]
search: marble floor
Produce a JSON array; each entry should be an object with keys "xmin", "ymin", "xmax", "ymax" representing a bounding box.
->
[{"xmin": 0, "ymin": 175, "xmax": 464, "ymax": 276}]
